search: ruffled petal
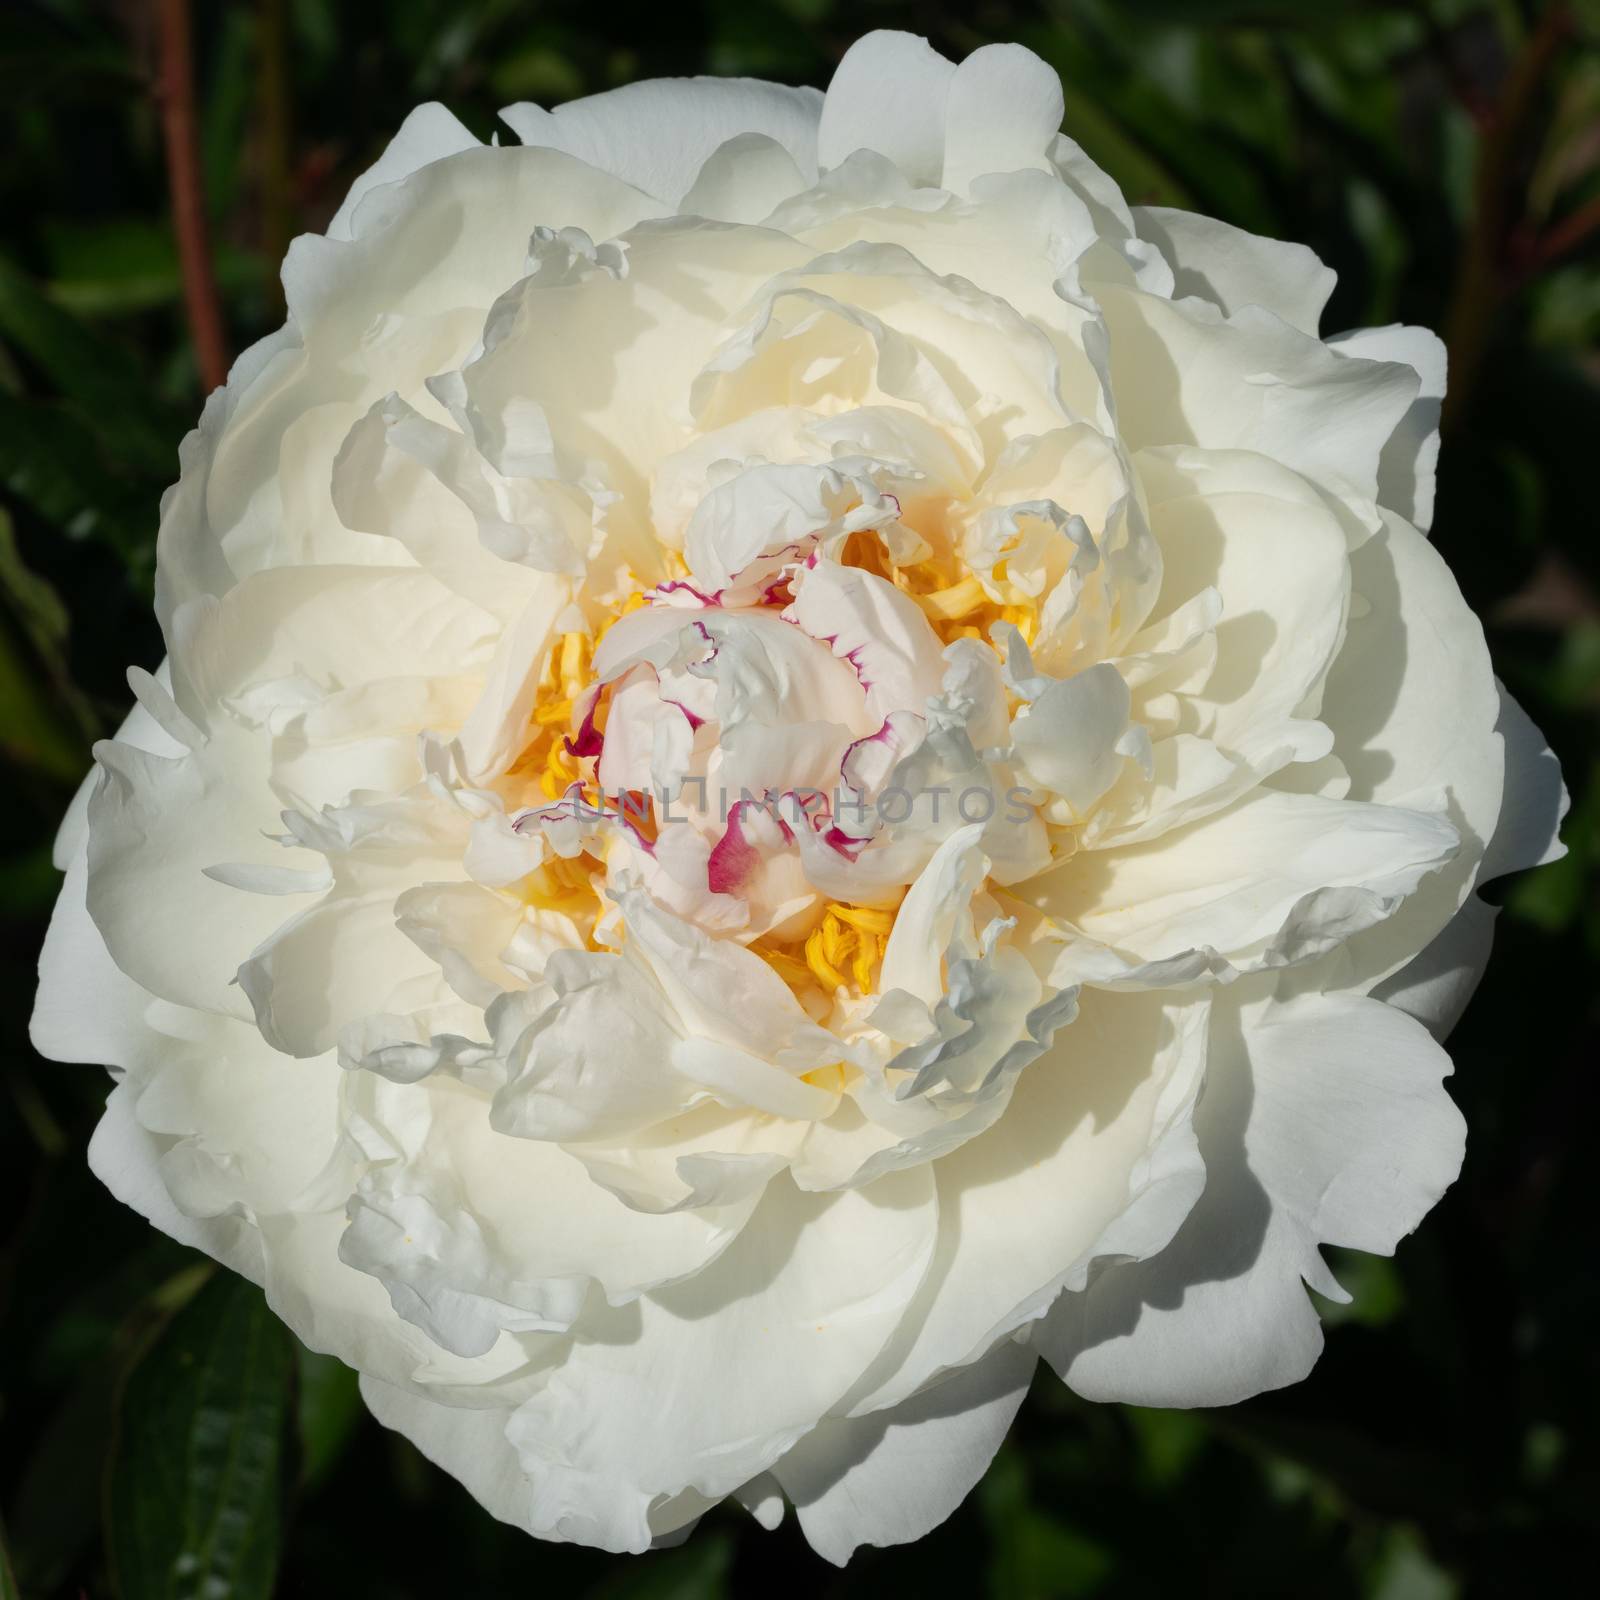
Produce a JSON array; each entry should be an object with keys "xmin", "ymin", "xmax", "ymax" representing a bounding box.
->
[
  {"xmin": 773, "ymin": 1337, "xmax": 1037, "ymax": 1564},
  {"xmin": 502, "ymin": 78, "xmax": 822, "ymax": 206},
  {"xmin": 497, "ymin": 1170, "xmax": 938, "ymax": 1551},
  {"xmin": 1039, "ymin": 989, "xmax": 1465, "ymax": 1405}
]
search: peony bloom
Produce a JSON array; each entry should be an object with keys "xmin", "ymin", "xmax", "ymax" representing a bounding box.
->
[{"xmin": 33, "ymin": 29, "xmax": 1567, "ymax": 1561}]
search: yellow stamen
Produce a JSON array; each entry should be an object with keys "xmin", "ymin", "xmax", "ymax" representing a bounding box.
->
[
  {"xmin": 804, "ymin": 925, "xmax": 850, "ymax": 992},
  {"xmin": 1000, "ymin": 603, "xmax": 1038, "ymax": 643},
  {"xmin": 759, "ymin": 946, "xmax": 817, "ymax": 995},
  {"xmin": 849, "ymin": 937, "xmax": 877, "ymax": 994},
  {"xmin": 558, "ymin": 631, "xmax": 589, "ymax": 698},
  {"xmin": 540, "ymin": 739, "xmax": 581, "ymax": 798},
  {"xmin": 915, "ymin": 575, "xmax": 988, "ymax": 621},
  {"xmin": 828, "ymin": 903, "xmax": 895, "ymax": 936},
  {"xmin": 596, "ymin": 589, "xmax": 649, "ymax": 645},
  {"xmin": 802, "ymin": 1061, "xmax": 849, "ymax": 1093}
]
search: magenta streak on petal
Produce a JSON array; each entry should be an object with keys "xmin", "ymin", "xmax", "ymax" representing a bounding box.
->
[
  {"xmin": 512, "ymin": 787, "xmax": 658, "ymax": 859},
  {"xmin": 840, "ymin": 711, "xmax": 921, "ymax": 798},
  {"xmin": 612, "ymin": 802, "xmax": 658, "ymax": 858},
  {"xmin": 654, "ymin": 578, "xmax": 723, "ymax": 607},
  {"xmin": 844, "ymin": 718, "xmax": 898, "ymax": 760},
  {"xmin": 510, "ymin": 783, "xmax": 588, "ymax": 832},
  {"xmin": 820, "ymin": 824, "xmax": 868, "ymax": 862},
  {"xmin": 782, "ymin": 609, "xmax": 878, "ymax": 697},
  {"xmin": 769, "ymin": 785, "xmax": 866, "ymax": 864},
  {"xmin": 690, "ymin": 619, "xmax": 721, "ymax": 664},
  {"xmin": 706, "ymin": 800, "xmax": 763, "ymax": 896},
  {"xmin": 564, "ymin": 684, "xmax": 606, "ymax": 759},
  {"xmin": 662, "ymin": 697, "xmax": 706, "ymax": 731},
  {"xmin": 780, "ymin": 785, "xmax": 867, "ymax": 862},
  {"xmin": 734, "ymin": 542, "xmax": 810, "ymax": 608},
  {"xmin": 841, "ymin": 645, "xmax": 873, "ymax": 690}
]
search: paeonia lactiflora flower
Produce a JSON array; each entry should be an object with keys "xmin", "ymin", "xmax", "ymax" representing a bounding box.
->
[{"xmin": 32, "ymin": 30, "xmax": 1567, "ymax": 1560}]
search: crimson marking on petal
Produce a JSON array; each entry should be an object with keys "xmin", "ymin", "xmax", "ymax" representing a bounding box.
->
[
  {"xmin": 653, "ymin": 578, "xmax": 724, "ymax": 606},
  {"xmin": 707, "ymin": 800, "xmax": 765, "ymax": 895},
  {"xmin": 564, "ymin": 684, "xmax": 606, "ymax": 759},
  {"xmin": 662, "ymin": 696, "xmax": 706, "ymax": 731},
  {"xmin": 510, "ymin": 783, "xmax": 589, "ymax": 833}
]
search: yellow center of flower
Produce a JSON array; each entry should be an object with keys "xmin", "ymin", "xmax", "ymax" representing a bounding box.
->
[
  {"xmin": 509, "ymin": 519, "xmax": 1033, "ymax": 1000},
  {"xmin": 746, "ymin": 898, "xmax": 900, "ymax": 1003},
  {"xmin": 839, "ymin": 531, "xmax": 1039, "ymax": 648}
]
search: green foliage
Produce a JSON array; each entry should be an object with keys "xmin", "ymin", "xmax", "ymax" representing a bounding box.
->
[
  {"xmin": 1, "ymin": 2, "xmax": 1595, "ymax": 1597},
  {"xmin": 105, "ymin": 1272, "xmax": 295, "ymax": 1600}
]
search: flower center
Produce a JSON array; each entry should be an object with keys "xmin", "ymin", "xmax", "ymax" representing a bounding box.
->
[
  {"xmin": 839, "ymin": 530, "xmax": 1040, "ymax": 649},
  {"xmin": 507, "ymin": 516, "xmax": 1038, "ymax": 1007}
]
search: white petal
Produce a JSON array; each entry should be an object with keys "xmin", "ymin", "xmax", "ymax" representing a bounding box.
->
[
  {"xmin": 1370, "ymin": 894, "xmax": 1497, "ymax": 1041},
  {"xmin": 683, "ymin": 461, "xmax": 845, "ymax": 590},
  {"xmin": 258, "ymin": 1208, "xmax": 549, "ymax": 1403},
  {"xmin": 817, "ymin": 31, "xmax": 956, "ymax": 186},
  {"xmin": 88, "ymin": 1081, "xmax": 265, "ymax": 1279},
  {"xmin": 1093, "ymin": 286, "xmax": 1420, "ymax": 535},
  {"xmin": 239, "ymin": 852, "xmax": 479, "ymax": 1060},
  {"xmin": 1133, "ymin": 207, "xmax": 1335, "ymax": 334},
  {"xmin": 680, "ymin": 132, "xmax": 808, "ymax": 224},
  {"xmin": 940, "ymin": 44, "xmax": 1064, "ymax": 193},
  {"xmin": 31, "ymin": 852, "xmax": 155, "ymax": 1067},
  {"xmin": 851, "ymin": 989, "xmax": 1208, "ymax": 1413},
  {"xmin": 774, "ymin": 1338, "xmax": 1036, "ymax": 1565},
  {"xmin": 878, "ymin": 825, "xmax": 986, "ymax": 1007},
  {"xmin": 1136, "ymin": 444, "xmax": 1349, "ymax": 760},
  {"xmin": 615, "ymin": 882, "xmax": 836, "ymax": 1073},
  {"xmin": 342, "ymin": 1075, "xmax": 756, "ymax": 1357},
  {"xmin": 786, "ymin": 558, "xmax": 947, "ymax": 724},
  {"xmin": 1035, "ymin": 787, "xmax": 1457, "ymax": 973},
  {"xmin": 85, "ymin": 727, "xmax": 324, "ymax": 1017},
  {"xmin": 1481, "ymin": 681, "xmax": 1567, "ymax": 880},
  {"xmin": 360, "ymin": 1376, "xmax": 723, "ymax": 1550},
  {"xmin": 1328, "ymin": 324, "xmax": 1446, "ymax": 531},
  {"xmin": 359, "ymin": 1379, "xmax": 550, "ymax": 1536},
  {"xmin": 491, "ymin": 949, "xmax": 696, "ymax": 1143},
  {"xmin": 1314, "ymin": 512, "xmax": 1503, "ymax": 989},
  {"xmin": 1012, "ymin": 663, "xmax": 1133, "ymax": 815},
  {"xmin": 1041, "ymin": 990, "xmax": 1465, "ymax": 1405},
  {"xmin": 327, "ymin": 103, "xmax": 480, "ymax": 241},
  {"xmin": 171, "ymin": 565, "xmax": 500, "ymax": 717},
  {"xmin": 502, "ymin": 78, "xmax": 822, "ymax": 205},
  {"xmin": 499, "ymin": 1170, "xmax": 938, "ymax": 1550}
]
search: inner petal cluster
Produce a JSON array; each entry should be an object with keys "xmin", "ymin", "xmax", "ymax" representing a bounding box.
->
[{"xmin": 504, "ymin": 502, "xmax": 1050, "ymax": 1036}]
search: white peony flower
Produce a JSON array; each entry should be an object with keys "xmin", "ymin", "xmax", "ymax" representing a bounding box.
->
[{"xmin": 32, "ymin": 30, "xmax": 1568, "ymax": 1561}]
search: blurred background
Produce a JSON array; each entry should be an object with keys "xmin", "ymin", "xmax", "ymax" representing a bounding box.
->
[{"xmin": 1, "ymin": 1, "xmax": 1597, "ymax": 1595}]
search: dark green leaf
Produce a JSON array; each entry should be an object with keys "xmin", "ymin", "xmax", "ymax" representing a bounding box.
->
[
  {"xmin": 0, "ymin": 256, "xmax": 180, "ymax": 476},
  {"xmin": 585, "ymin": 1530, "xmax": 733, "ymax": 1600},
  {"xmin": 106, "ymin": 1271, "xmax": 296, "ymax": 1600},
  {"xmin": 295, "ymin": 1348, "xmax": 364, "ymax": 1491},
  {"xmin": 0, "ymin": 507, "xmax": 99, "ymax": 753},
  {"xmin": 0, "ymin": 395, "xmax": 158, "ymax": 575},
  {"xmin": 40, "ymin": 219, "xmax": 263, "ymax": 319},
  {"xmin": 0, "ymin": 1514, "xmax": 20, "ymax": 1600},
  {"xmin": 0, "ymin": 606, "xmax": 90, "ymax": 782},
  {"xmin": 7, "ymin": 1360, "xmax": 120, "ymax": 1592},
  {"xmin": 980, "ymin": 1448, "xmax": 1114, "ymax": 1598}
]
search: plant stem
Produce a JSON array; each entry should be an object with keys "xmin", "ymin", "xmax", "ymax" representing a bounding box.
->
[
  {"xmin": 1440, "ymin": 4, "xmax": 1573, "ymax": 437},
  {"xmin": 155, "ymin": 0, "xmax": 229, "ymax": 393},
  {"xmin": 259, "ymin": 0, "xmax": 293, "ymax": 312}
]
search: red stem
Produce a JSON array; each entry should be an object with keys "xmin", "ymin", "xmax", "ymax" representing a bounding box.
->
[
  {"xmin": 156, "ymin": 0, "xmax": 229, "ymax": 394},
  {"xmin": 1440, "ymin": 4, "xmax": 1573, "ymax": 435},
  {"xmin": 1524, "ymin": 194, "xmax": 1600, "ymax": 276}
]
